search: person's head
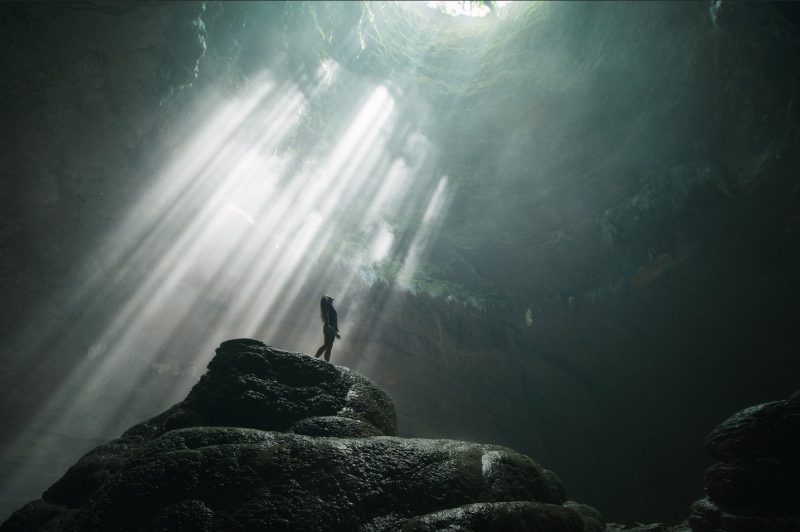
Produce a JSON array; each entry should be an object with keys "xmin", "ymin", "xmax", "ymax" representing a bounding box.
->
[{"xmin": 320, "ymin": 295, "xmax": 334, "ymax": 320}]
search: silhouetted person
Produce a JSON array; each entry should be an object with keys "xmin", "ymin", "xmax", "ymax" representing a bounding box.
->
[{"xmin": 315, "ymin": 295, "xmax": 340, "ymax": 362}]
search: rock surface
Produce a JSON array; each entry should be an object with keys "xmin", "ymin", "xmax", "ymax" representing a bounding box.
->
[
  {"xmin": 1, "ymin": 339, "xmax": 603, "ymax": 531},
  {"xmin": 688, "ymin": 392, "xmax": 800, "ymax": 532},
  {"xmin": 606, "ymin": 523, "xmax": 691, "ymax": 532},
  {"xmin": 2, "ymin": 1, "xmax": 800, "ymax": 524}
]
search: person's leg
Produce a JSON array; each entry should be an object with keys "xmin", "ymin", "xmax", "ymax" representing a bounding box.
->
[
  {"xmin": 324, "ymin": 333, "xmax": 335, "ymax": 362},
  {"xmin": 315, "ymin": 342, "xmax": 326, "ymax": 357}
]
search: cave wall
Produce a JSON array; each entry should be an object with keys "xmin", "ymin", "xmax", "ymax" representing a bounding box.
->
[
  {"xmin": 1, "ymin": 1, "xmax": 799, "ymax": 525},
  {"xmin": 0, "ymin": 1, "xmax": 211, "ymax": 517},
  {"xmin": 342, "ymin": 2, "xmax": 800, "ymax": 521}
]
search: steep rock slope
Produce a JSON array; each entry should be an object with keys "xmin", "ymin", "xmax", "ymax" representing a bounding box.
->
[{"xmin": 1, "ymin": 339, "xmax": 603, "ymax": 531}]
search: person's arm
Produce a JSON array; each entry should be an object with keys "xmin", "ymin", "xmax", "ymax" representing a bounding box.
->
[{"xmin": 332, "ymin": 309, "xmax": 340, "ymax": 338}]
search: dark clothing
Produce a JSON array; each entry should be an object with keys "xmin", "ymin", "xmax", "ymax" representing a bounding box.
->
[
  {"xmin": 315, "ymin": 327, "xmax": 336, "ymax": 362},
  {"xmin": 325, "ymin": 307, "xmax": 338, "ymax": 333},
  {"xmin": 322, "ymin": 328, "xmax": 336, "ymax": 349},
  {"xmin": 315, "ymin": 304, "xmax": 339, "ymax": 362}
]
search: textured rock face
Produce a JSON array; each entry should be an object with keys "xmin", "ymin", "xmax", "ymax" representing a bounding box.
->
[
  {"xmin": 606, "ymin": 524, "xmax": 690, "ymax": 532},
  {"xmin": 2, "ymin": 1, "xmax": 800, "ymax": 524},
  {"xmin": 688, "ymin": 393, "xmax": 800, "ymax": 532},
  {"xmin": 1, "ymin": 339, "xmax": 602, "ymax": 531}
]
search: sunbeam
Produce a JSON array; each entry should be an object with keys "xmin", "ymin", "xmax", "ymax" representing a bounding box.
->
[
  {"xmin": 1, "ymin": 46, "xmax": 453, "ymax": 507},
  {"xmin": 0, "ymin": 1, "xmax": 528, "ymax": 519},
  {"xmin": 4, "ymin": 1, "xmax": 800, "ymax": 527}
]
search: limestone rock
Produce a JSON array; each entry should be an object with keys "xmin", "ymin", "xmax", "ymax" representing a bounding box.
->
[
  {"xmin": 703, "ymin": 458, "xmax": 797, "ymax": 515},
  {"xmin": 401, "ymin": 501, "xmax": 585, "ymax": 532},
  {"xmin": 1, "ymin": 339, "xmax": 598, "ymax": 531},
  {"xmin": 688, "ymin": 392, "xmax": 800, "ymax": 531},
  {"xmin": 606, "ymin": 523, "xmax": 691, "ymax": 532},
  {"xmin": 705, "ymin": 399, "xmax": 800, "ymax": 464},
  {"xmin": 563, "ymin": 500, "xmax": 606, "ymax": 532},
  {"xmin": 688, "ymin": 497, "xmax": 800, "ymax": 532}
]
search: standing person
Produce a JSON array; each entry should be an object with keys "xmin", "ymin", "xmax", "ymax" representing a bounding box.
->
[{"xmin": 315, "ymin": 295, "xmax": 340, "ymax": 362}]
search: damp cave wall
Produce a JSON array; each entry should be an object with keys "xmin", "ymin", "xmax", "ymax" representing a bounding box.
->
[{"xmin": 1, "ymin": 1, "xmax": 800, "ymax": 525}]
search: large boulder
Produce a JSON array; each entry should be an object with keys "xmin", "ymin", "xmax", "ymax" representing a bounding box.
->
[
  {"xmin": 1, "ymin": 339, "xmax": 603, "ymax": 531},
  {"xmin": 688, "ymin": 392, "xmax": 800, "ymax": 532}
]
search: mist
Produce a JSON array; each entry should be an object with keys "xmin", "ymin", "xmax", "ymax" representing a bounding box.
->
[{"xmin": 1, "ymin": 1, "xmax": 799, "ymax": 525}]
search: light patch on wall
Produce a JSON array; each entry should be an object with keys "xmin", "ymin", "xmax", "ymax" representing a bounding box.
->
[
  {"xmin": 369, "ymin": 222, "xmax": 395, "ymax": 263},
  {"xmin": 525, "ymin": 306, "xmax": 534, "ymax": 326}
]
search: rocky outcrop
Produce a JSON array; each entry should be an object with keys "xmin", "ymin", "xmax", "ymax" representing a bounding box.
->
[
  {"xmin": 1, "ymin": 339, "xmax": 604, "ymax": 531},
  {"xmin": 3, "ymin": 1, "xmax": 800, "ymax": 524},
  {"xmin": 688, "ymin": 392, "xmax": 800, "ymax": 532}
]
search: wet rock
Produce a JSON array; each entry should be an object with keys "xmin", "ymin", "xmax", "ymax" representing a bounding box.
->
[
  {"xmin": 179, "ymin": 338, "xmax": 396, "ymax": 436},
  {"xmin": 1, "ymin": 339, "xmax": 598, "ymax": 531},
  {"xmin": 703, "ymin": 458, "xmax": 798, "ymax": 515},
  {"xmin": 36, "ymin": 338, "xmax": 396, "ymax": 511},
  {"xmin": 401, "ymin": 501, "xmax": 585, "ymax": 532},
  {"xmin": 688, "ymin": 497, "xmax": 800, "ymax": 532},
  {"xmin": 705, "ymin": 399, "xmax": 800, "ymax": 464},
  {"xmin": 46, "ymin": 431, "xmax": 567, "ymax": 531},
  {"xmin": 688, "ymin": 391, "xmax": 800, "ymax": 531},
  {"xmin": 563, "ymin": 500, "xmax": 605, "ymax": 532},
  {"xmin": 606, "ymin": 523, "xmax": 691, "ymax": 532},
  {"xmin": 289, "ymin": 415, "xmax": 385, "ymax": 438}
]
